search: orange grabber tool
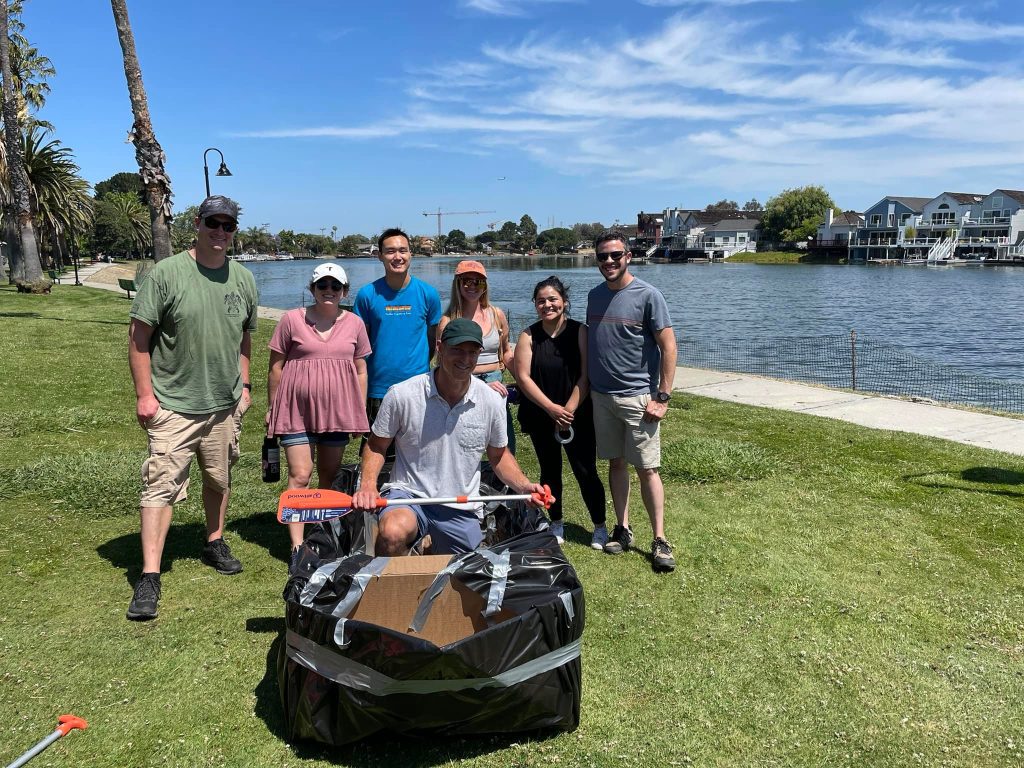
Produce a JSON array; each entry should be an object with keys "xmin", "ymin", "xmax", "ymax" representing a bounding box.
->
[{"xmin": 6, "ymin": 714, "xmax": 87, "ymax": 768}]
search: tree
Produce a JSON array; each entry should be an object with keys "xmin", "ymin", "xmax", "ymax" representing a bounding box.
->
[
  {"xmin": 515, "ymin": 214, "xmax": 537, "ymax": 252},
  {"xmin": 169, "ymin": 204, "xmax": 198, "ymax": 252},
  {"xmin": 338, "ymin": 233, "xmax": 369, "ymax": 256},
  {"xmin": 22, "ymin": 126, "xmax": 93, "ymax": 269},
  {"xmin": 447, "ymin": 228, "xmax": 468, "ymax": 252},
  {"xmin": 496, "ymin": 220, "xmax": 517, "ymax": 244},
  {"xmin": 0, "ymin": 0, "xmax": 41, "ymax": 284},
  {"xmin": 743, "ymin": 198, "xmax": 761, "ymax": 212},
  {"xmin": 536, "ymin": 226, "xmax": 576, "ymax": 254},
  {"xmin": 571, "ymin": 222, "xmax": 605, "ymax": 243},
  {"xmin": 760, "ymin": 185, "xmax": 836, "ymax": 243},
  {"xmin": 110, "ymin": 0, "xmax": 173, "ymax": 261},
  {"xmin": 93, "ymin": 190, "xmax": 150, "ymax": 258},
  {"xmin": 94, "ymin": 171, "xmax": 143, "ymax": 201},
  {"xmin": 705, "ymin": 199, "xmax": 738, "ymax": 213}
]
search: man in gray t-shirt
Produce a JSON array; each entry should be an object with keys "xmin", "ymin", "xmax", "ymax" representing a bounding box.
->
[{"xmin": 586, "ymin": 231, "xmax": 678, "ymax": 572}]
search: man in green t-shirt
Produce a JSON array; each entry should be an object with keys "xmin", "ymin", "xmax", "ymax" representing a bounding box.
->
[{"xmin": 126, "ymin": 195, "xmax": 258, "ymax": 621}]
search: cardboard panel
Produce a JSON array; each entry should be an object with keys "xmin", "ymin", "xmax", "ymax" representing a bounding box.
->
[{"xmin": 348, "ymin": 555, "xmax": 512, "ymax": 647}]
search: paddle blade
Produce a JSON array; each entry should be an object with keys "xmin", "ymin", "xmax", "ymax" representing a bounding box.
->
[{"xmin": 277, "ymin": 489, "xmax": 355, "ymax": 524}]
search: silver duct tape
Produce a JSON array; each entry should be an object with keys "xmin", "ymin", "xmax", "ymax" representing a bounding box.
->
[
  {"xmin": 480, "ymin": 549, "xmax": 511, "ymax": 618},
  {"xmin": 286, "ymin": 630, "xmax": 582, "ymax": 695},
  {"xmin": 559, "ymin": 591, "xmax": 575, "ymax": 626},
  {"xmin": 409, "ymin": 552, "xmax": 471, "ymax": 633},
  {"xmin": 329, "ymin": 557, "xmax": 390, "ymax": 620}
]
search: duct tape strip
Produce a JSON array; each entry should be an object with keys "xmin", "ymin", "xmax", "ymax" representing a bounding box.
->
[
  {"xmin": 330, "ymin": 557, "xmax": 391, "ymax": 619},
  {"xmin": 408, "ymin": 552, "xmax": 472, "ymax": 633},
  {"xmin": 286, "ymin": 630, "xmax": 581, "ymax": 695},
  {"xmin": 559, "ymin": 591, "xmax": 575, "ymax": 626},
  {"xmin": 480, "ymin": 549, "xmax": 511, "ymax": 618},
  {"xmin": 299, "ymin": 559, "xmax": 345, "ymax": 607}
]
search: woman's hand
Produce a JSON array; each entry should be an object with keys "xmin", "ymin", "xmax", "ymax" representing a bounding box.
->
[
  {"xmin": 546, "ymin": 403, "xmax": 574, "ymax": 427},
  {"xmin": 488, "ymin": 380, "xmax": 508, "ymax": 397}
]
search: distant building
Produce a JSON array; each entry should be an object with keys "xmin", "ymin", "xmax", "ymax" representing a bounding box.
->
[{"xmin": 809, "ymin": 210, "xmax": 864, "ymax": 257}]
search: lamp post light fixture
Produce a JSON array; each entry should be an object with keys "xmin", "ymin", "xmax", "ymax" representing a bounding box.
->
[{"xmin": 203, "ymin": 147, "xmax": 232, "ymax": 198}]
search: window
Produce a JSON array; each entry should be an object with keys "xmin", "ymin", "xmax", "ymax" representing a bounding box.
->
[
  {"xmin": 900, "ymin": 213, "xmax": 911, "ymax": 225},
  {"xmin": 870, "ymin": 214, "xmax": 882, "ymax": 226},
  {"xmin": 992, "ymin": 196, "xmax": 1003, "ymax": 208}
]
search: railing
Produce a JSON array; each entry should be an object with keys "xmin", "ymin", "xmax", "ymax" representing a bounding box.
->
[
  {"xmin": 963, "ymin": 216, "xmax": 1011, "ymax": 226},
  {"xmin": 927, "ymin": 238, "xmax": 954, "ymax": 262},
  {"xmin": 678, "ymin": 331, "xmax": 1024, "ymax": 414}
]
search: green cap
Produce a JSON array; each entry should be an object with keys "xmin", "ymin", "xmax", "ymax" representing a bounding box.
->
[{"xmin": 441, "ymin": 317, "xmax": 483, "ymax": 347}]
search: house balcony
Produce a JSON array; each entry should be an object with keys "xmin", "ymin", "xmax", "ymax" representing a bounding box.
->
[{"xmin": 962, "ymin": 216, "xmax": 1011, "ymax": 226}]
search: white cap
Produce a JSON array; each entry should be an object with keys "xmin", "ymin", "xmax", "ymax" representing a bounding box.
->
[{"xmin": 311, "ymin": 262, "xmax": 348, "ymax": 285}]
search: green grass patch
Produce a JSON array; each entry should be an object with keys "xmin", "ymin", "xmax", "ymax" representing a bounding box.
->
[
  {"xmin": 727, "ymin": 251, "xmax": 848, "ymax": 265},
  {"xmin": 1, "ymin": 285, "xmax": 1023, "ymax": 767}
]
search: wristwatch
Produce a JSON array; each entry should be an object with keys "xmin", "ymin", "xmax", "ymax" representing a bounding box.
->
[
  {"xmin": 655, "ymin": 391, "xmax": 671, "ymax": 403},
  {"xmin": 242, "ymin": 383, "xmax": 252, "ymax": 391}
]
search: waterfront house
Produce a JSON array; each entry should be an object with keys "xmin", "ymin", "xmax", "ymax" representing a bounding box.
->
[
  {"xmin": 810, "ymin": 210, "xmax": 864, "ymax": 257},
  {"xmin": 651, "ymin": 209, "xmax": 762, "ymax": 260},
  {"xmin": 958, "ymin": 190, "xmax": 1024, "ymax": 261},
  {"xmin": 632, "ymin": 211, "xmax": 665, "ymax": 259},
  {"xmin": 848, "ymin": 196, "xmax": 930, "ymax": 262}
]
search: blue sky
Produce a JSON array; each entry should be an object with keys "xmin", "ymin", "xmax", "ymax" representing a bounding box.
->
[{"xmin": 26, "ymin": 0, "xmax": 1024, "ymax": 236}]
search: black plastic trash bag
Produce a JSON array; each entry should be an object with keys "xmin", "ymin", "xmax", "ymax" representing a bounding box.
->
[{"xmin": 277, "ymin": 471, "xmax": 584, "ymax": 746}]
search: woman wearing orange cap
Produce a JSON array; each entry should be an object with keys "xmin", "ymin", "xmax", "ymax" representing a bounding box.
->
[{"xmin": 439, "ymin": 259, "xmax": 516, "ymax": 453}]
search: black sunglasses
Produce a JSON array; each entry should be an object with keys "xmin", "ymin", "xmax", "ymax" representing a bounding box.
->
[
  {"xmin": 314, "ymin": 279, "xmax": 345, "ymax": 291},
  {"xmin": 203, "ymin": 216, "xmax": 237, "ymax": 233},
  {"xmin": 597, "ymin": 250, "xmax": 626, "ymax": 262}
]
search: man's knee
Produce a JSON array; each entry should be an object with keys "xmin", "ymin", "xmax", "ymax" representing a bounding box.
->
[{"xmin": 377, "ymin": 508, "xmax": 417, "ymax": 553}]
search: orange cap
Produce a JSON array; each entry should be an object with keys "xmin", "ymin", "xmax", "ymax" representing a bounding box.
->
[{"xmin": 454, "ymin": 260, "xmax": 487, "ymax": 277}]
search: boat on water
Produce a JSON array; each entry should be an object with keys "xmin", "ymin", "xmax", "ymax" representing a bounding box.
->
[{"xmin": 901, "ymin": 257, "xmax": 927, "ymax": 265}]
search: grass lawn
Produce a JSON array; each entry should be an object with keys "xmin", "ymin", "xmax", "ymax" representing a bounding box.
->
[
  {"xmin": 1, "ymin": 285, "xmax": 1022, "ymax": 767},
  {"xmin": 727, "ymin": 251, "xmax": 847, "ymax": 265}
]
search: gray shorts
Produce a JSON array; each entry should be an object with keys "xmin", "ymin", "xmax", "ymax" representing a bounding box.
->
[
  {"xmin": 591, "ymin": 391, "xmax": 661, "ymax": 469},
  {"xmin": 379, "ymin": 488, "xmax": 483, "ymax": 555}
]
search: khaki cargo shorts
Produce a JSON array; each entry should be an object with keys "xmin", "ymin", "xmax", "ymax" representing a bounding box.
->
[
  {"xmin": 591, "ymin": 391, "xmax": 661, "ymax": 469},
  {"xmin": 140, "ymin": 400, "xmax": 247, "ymax": 507}
]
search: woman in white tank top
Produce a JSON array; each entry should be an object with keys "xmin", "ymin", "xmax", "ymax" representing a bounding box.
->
[{"xmin": 439, "ymin": 259, "xmax": 517, "ymax": 452}]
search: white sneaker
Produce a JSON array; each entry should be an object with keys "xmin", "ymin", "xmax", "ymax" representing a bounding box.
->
[
  {"xmin": 590, "ymin": 525, "xmax": 609, "ymax": 550},
  {"xmin": 549, "ymin": 520, "xmax": 565, "ymax": 544}
]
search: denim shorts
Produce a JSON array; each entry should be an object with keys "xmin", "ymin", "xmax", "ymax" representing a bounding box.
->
[
  {"xmin": 379, "ymin": 488, "xmax": 483, "ymax": 555},
  {"xmin": 279, "ymin": 431, "xmax": 350, "ymax": 448}
]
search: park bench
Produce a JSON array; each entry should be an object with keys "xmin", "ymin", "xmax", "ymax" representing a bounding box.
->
[
  {"xmin": 118, "ymin": 278, "xmax": 137, "ymax": 299},
  {"xmin": 47, "ymin": 269, "xmax": 61, "ymax": 284}
]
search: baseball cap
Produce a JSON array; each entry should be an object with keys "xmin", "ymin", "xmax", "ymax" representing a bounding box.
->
[
  {"xmin": 454, "ymin": 260, "xmax": 487, "ymax": 277},
  {"xmin": 311, "ymin": 263, "xmax": 349, "ymax": 285},
  {"xmin": 198, "ymin": 195, "xmax": 240, "ymax": 221},
  {"xmin": 441, "ymin": 317, "xmax": 483, "ymax": 347}
]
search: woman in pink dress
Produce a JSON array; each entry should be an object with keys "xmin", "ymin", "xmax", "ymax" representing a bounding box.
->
[{"xmin": 266, "ymin": 263, "xmax": 370, "ymax": 568}]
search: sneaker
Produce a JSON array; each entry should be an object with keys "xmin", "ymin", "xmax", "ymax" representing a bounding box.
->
[
  {"xmin": 200, "ymin": 538, "xmax": 243, "ymax": 575},
  {"xmin": 126, "ymin": 572, "xmax": 161, "ymax": 621},
  {"xmin": 652, "ymin": 537, "xmax": 676, "ymax": 573},
  {"xmin": 603, "ymin": 524, "xmax": 634, "ymax": 555},
  {"xmin": 549, "ymin": 520, "xmax": 565, "ymax": 544},
  {"xmin": 288, "ymin": 547, "xmax": 302, "ymax": 576},
  {"xmin": 590, "ymin": 525, "xmax": 609, "ymax": 551}
]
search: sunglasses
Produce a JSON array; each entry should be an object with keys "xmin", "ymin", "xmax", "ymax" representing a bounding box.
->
[
  {"xmin": 460, "ymin": 277, "xmax": 486, "ymax": 288},
  {"xmin": 597, "ymin": 250, "xmax": 626, "ymax": 262},
  {"xmin": 203, "ymin": 216, "xmax": 237, "ymax": 233},
  {"xmin": 314, "ymin": 279, "xmax": 345, "ymax": 291}
]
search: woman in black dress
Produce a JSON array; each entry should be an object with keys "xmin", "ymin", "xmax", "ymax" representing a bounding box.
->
[{"xmin": 514, "ymin": 276, "xmax": 607, "ymax": 548}]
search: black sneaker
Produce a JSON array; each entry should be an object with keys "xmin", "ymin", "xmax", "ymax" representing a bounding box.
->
[
  {"xmin": 603, "ymin": 524, "xmax": 635, "ymax": 555},
  {"xmin": 288, "ymin": 547, "xmax": 302, "ymax": 577},
  {"xmin": 126, "ymin": 572, "xmax": 161, "ymax": 621},
  {"xmin": 200, "ymin": 538, "xmax": 243, "ymax": 575},
  {"xmin": 652, "ymin": 537, "xmax": 676, "ymax": 573}
]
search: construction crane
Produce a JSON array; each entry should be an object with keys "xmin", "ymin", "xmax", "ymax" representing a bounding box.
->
[
  {"xmin": 487, "ymin": 220, "xmax": 501, "ymax": 230},
  {"xmin": 422, "ymin": 208, "xmax": 496, "ymax": 241}
]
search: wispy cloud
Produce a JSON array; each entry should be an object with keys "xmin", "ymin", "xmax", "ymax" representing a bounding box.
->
[
  {"xmin": 236, "ymin": 2, "xmax": 1024, "ymax": 200},
  {"xmin": 639, "ymin": 0, "xmax": 800, "ymax": 6},
  {"xmin": 863, "ymin": 6, "xmax": 1024, "ymax": 42},
  {"xmin": 459, "ymin": 0, "xmax": 578, "ymax": 17}
]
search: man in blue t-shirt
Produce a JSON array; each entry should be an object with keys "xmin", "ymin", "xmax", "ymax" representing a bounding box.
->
[
  {"xmin": 587, "ymin": 230, "xmax": 678, "ymax": 573},
  {"xmin": 354, "ymin": 228, "xmax": 442, "ymax": 427}
]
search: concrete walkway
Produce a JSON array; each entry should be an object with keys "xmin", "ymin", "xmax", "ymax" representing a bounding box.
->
[{"xmin": 676, "ymin": 367, "xmax": 1024, "ymax": 457}]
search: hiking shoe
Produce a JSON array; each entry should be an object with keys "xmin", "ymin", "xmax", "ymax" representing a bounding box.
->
[
  {"xmin": 603, "ymin": 524, "xmax": 634, "ymax": 554},
  {"xmin": 652, "ymin": 537, "xmax": 676, "ymax": 573},
  {"xmin": 201, "ymin": 538, "xmax": 243, "ymax": 575},
  {"xmin": 288, "ymin": 547, "xmax": 302, "ymax": 577},
  {"xmin": 126, "ymin": 572, "xmax": 161, "ymax": 621},
  {"xmin": 549, "ymin": 520, "xmax": 565, "ymax": 544},
  {"xmin": 590, "ymin": 524, "xmax": 609, "ymax": 551}
]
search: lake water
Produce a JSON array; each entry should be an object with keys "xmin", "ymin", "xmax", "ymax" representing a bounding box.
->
[{"xmin": 246, "ymin": 256, "xmax": 1024, "ymax": 384}]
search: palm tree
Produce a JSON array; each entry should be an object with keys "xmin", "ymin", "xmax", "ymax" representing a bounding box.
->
[
  {"xmin": 106, "ymin": 191, "xmax": 150, "ymax": 257},
  {"xmin": 0, "ymin": 0, "xmax": 41, "ymax": 284},
  {"xmin": 22, "ymin": 127, "xmax": 93, "ymax": 268},
  {"xmin": 109, "ymin": 0, "xmax": 172, "ymax": 261}
]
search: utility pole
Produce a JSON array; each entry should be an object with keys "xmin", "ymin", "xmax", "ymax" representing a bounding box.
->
[{"xmin": 422, "ymin": 207, "xmax": 496, "ymax": 241}]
